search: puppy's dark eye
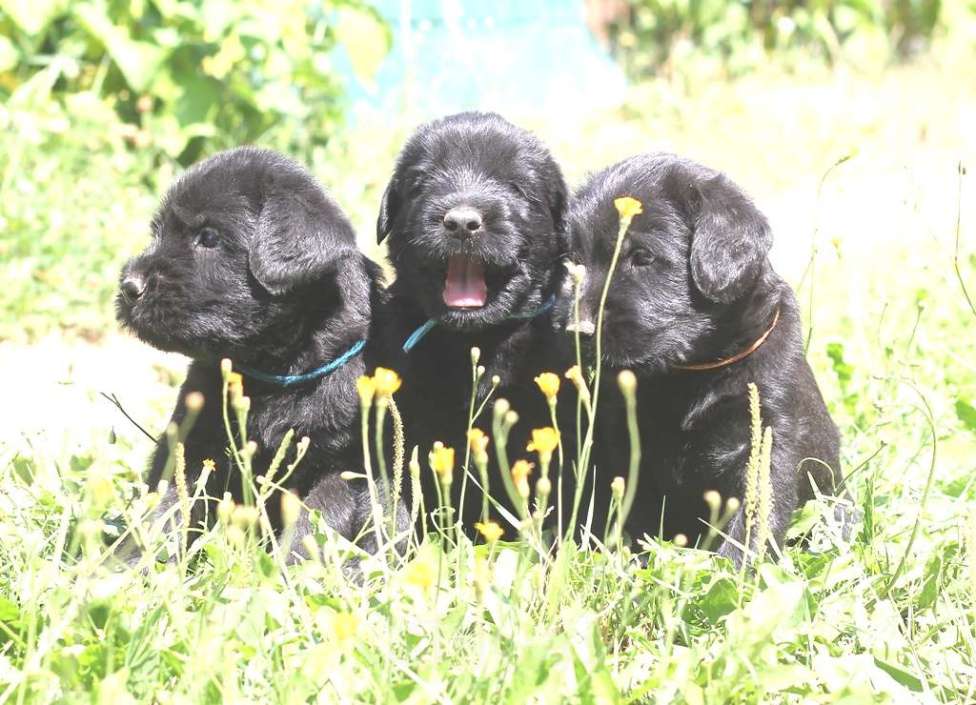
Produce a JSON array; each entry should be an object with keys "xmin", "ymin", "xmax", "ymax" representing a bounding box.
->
[
  {"xmin": 194, "ymin": 227, "xmax": 220, "ymax": 249},
  {"xmin": 629, "ymin": 248, "xmax": 656, "ymax": 267},
  {"xmin": 507, "ymin": 182, "xmax": 528, "ymax": 198}
]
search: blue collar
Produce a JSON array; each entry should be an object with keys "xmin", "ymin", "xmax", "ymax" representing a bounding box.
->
[
  {"xmin": 236, "ymin": 339, "xmax": 366, "ymax": 387},
  {"xmin": 402, "ymin": 295, "xmax": 555, "ymax": 353}
]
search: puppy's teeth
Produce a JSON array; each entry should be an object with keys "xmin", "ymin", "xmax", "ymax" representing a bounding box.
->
[{"xmin": 443, "ymin": 255, "xmax": 488, "ymax": 308}]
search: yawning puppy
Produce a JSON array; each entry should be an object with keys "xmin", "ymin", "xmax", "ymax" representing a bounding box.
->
[
  {"xmin": 376, "ymin": 112, "xmax": 569, "ymax": 528},
  {"xmin": 561, "ymin": 154, "xmax": 841, "ymax": 560},
  {"xmin": 117, "ymin": 147, "xmax": 402, "ymax": 560}
]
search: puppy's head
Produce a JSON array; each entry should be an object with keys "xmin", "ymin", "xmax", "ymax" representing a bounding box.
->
[
  {"xmin": 117, "ymin": 147, "xmax": 363, "ymax": 360},
  {"xmin": 562, "ymin": 154, "xmax": 773, "ymax": 371},
  {"xmin": 377, "ymin": 112, "xmax": 567, "ymax": 330}
]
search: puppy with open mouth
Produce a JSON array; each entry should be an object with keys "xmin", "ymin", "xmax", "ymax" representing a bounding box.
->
[
  {"xmin": 377, "ymin": 112, "xmax": 569, "ymax": 530},
  {"xmin": 117, "ymin": 146, "xmax": 403, "ymax": 561},
  {"xmin": 560, "ymin": 154, "xmax": 842, "ymax": 562}
]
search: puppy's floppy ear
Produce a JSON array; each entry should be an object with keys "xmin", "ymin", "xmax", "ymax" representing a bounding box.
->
[
  {"xmin": 376, "ymin": 177, "xmax": 399, "ymax": 245},
  {"xmin": 543, "ymin": 157, "xmax": 568, "ymax": 233},
  {"xmin": 681, "ymin": 172, "xmax": 773, "ymax": 304},
  {"xmin": 250, "ymin": 186, "xmax": 356, "ymax": 297}
]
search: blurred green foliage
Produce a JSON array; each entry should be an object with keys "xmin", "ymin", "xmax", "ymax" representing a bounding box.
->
[
  {"xmin": 0, "ymin": 0, "xmax": 390, "ymax": 342},
  {"xmin": 611, "ymin": 0, "xmax": 952, "ymax": 75},
  {"xmin": 0, "ymin": 0, "xmax": 389, "ymax": 165}
]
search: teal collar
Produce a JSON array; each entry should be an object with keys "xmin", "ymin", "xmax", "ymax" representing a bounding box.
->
[
  {"xmin": 402, "ymin": 295, "xmax": 556, "ymax": 353},
  {"xmin": 236, "ymin": 339, "xmax": 366, "ymax": 387}
]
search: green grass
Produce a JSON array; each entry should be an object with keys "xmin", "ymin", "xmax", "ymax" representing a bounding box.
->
[{"xmin": 2, "ymin": 48, "xmax": 976, "ymax": 704}]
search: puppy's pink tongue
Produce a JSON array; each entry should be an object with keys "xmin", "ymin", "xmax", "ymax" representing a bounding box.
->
[{"xmin": 443, "ymin": 255, "xmax": 487, "ymax": 308}]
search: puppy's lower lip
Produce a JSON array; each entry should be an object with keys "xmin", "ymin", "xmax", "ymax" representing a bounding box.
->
[{"xmin": 443, "ymin": 254, "xmax": 488, "ymax": 308}]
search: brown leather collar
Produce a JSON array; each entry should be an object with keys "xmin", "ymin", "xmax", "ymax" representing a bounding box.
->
[{"xmin": 673, "ymin": 307, "xmax": 781, "ymax": 372}]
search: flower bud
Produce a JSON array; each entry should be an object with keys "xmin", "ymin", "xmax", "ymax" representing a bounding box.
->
[
  {"xmin": 703, "ymin": 490, "xmax": 721, "ymax": 513},
  {"xmin": 536, "ymin": 477, "xmax": 552, "ymax": 496},
  {"xmin": 611, "ymin": 476, "xmax": 625, "ymax": 500},
  {"xmin": 617, "ymin": 370, "xmax": 637, "ymax": 395},
  {"xmin": 185, "ymin": 391, "xmax": 205, "ymax": 412},
  {"xmin": 281, "ymin": 490, "xmax": 302, "ymax": 527},
  {"xmin": 231, "ymin": 504, "xmax": 259, "ymax": 529},
  {"xmin": 226, "ymin": 525, "xmax": 245, "ymax": 547},
  {"xmin": 217, "ymin": 492, "xmax": 234, "ymax": 524},
  {"xmin": 470, "ymin": 347, "xmax": 481, "ymax": 366}
]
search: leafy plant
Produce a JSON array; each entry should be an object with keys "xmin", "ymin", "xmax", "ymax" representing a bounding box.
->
[{"xmin": 0, "ymin": 0, "xmax": 390, "ymax": 165}]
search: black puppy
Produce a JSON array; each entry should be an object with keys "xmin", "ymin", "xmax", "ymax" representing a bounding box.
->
[
  {"xmin": 117, "ymin": 146, "xmax": 400, "ymax": 559},
  {"xmin": 376, "ymin": 112, "xmax": 569, "ymax": 528},
  {"xmin": 562, "ymin": 153, "xmax": 840, "ymax": 560}
]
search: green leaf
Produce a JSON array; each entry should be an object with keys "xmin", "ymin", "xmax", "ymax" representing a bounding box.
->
[
  {"xmin": 72, "ymin": 3, "xmax": 166, "ymax": 92},
  {"xmin": 0, "ymin": 596, "xmax": 20, "ymax": 622},
  {"xmin": 0, "ymin": 0, "xmax": 66, "ymax": 35},
  {"xmin": 700, "ymin": 577, "xmax": 738, "ymax": 623},
  {"xmin": 826, "ymin": 342, "xmax": 852, "ymax": 385},
  {"xmin": 334, "ymin": 7, "xmax": 390, "ymax": 84},
  {"xmin": 872, "ymin": 657, "xmax": 923, "ymax": 692},
  {"xmin": 956, "ymin": 398, "xmax": 976, "ymax": 434},
  {"xmin": 0, "ymin": 35, "xmax": 18, "ymax": 72}
]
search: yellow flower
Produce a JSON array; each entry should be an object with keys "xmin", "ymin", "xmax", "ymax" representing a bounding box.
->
[
  {"xmin": 527, "ymin": 427, "xmax": 560, "ymax": 460},
  {"xmin": 227, "ymin": 372, "xmax": 244, "ymax": 397},
  {"xmin": 429, "ymin": 442, "xmax": 455, "ymax": 483},
  {"xmin": 403, "ymin": 557, "xmax": 435, "ymax": 590},
  {"xmin": 332, "ymin": 611, "xmax": 359, "ymax": 643},
  {"xmin": 474, "ymin": 521, "xmax": 504, "ymax": 544},
  {"xmin": 511, "ymin": 459, "xmax": 534, "ymax": 498},
  {"xmin": 534, "ymin": 372, "xmax": 560, "ymax": 401},
  {"xmin": 356, "ymin": 375, "xmax": 376, "ymax": 406},
  {"xmin": 372, "ymin": 367, "xmax": 402, "ymax": 397},
  {"xmin": 614, "ymin": 196, "xmax": 643, "ymax": 220},
  {"xmin": 565, "ymin": 365, "xmax": 591, "ymax": 402},
  {"xmin": 202, "ymin": 458, "xmax": 216, "ymax": 472},
  {"xmin": 467, "ymin": 428, "xmax": 490, "ymax": 456}
]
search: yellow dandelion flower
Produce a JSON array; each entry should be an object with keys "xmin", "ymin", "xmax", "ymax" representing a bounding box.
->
[
  {"xmin": 614, "ymin": 196, "xmax": 643, "ymax": 220},
  {"xmin": 511, "ymin": 459, "xmax": 534, "ymax": 498},
  {"xmin": 332, "ymin": 611, "xmax": 359, "ymax": 643},
  {"xmin": 372, "ymin": 367, "xmax": 402, "ymax": 397},
  {"xmin": 356, "ymin": 375, "xmax": 376, "ymax": 406},
  {"xmin": 534, "ymin": 372, "xmax": 560, "ymax": 401},
  {"xmin": 429, "ymin": 442, "xmax": 455, "ymax": 482},
  {"xmin": 227, "ymin": 372, "xmax": 244, "ymax": 397},
  {"xmin": 474, "ymin": 520, "xmax": 504, "ymax": 544},
  {"xmin": 202, "ymin": 458, "xmax": 216, "ymax": 472},
  {"xmin": 403, "ymin": 557, "xmax": 435, "ymax": 590},
  {"xmin": 467, "ymin": 428, "xmax": 490, "ymax": 456},
  {"xmin": 527, "ymin": 427, "xmax": 560, "ymax": 458}
]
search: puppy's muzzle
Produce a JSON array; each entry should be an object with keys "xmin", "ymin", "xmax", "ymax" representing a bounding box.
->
[
  {"xmin": 121, "ymin": 272, "xmax": 147, "ymax": 303},
  {"xmin": 442, "ymin": 206, "xmax": 483, "ymax": 238}
]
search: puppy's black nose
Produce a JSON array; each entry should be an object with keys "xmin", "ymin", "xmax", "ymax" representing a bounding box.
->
[
  {"xmin": 443, "ymin": 206, "xmax": 483, "ymax": 234},
  {"xmin": 121, "ymin": 273, "xmax": 147, "ymax": 303}
]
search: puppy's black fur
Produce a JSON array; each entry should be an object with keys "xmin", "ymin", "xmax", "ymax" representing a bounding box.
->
[
  {"xmin": 117, "ymin": 146, "xmax": 401, "ymax": 558},
  {"xmin": 560, "ymin": 154, "xmax": 840, "ymax": 559},
  {"xmin": 377, "ymin": 112, "xmax": 569, "ymax": 527}
]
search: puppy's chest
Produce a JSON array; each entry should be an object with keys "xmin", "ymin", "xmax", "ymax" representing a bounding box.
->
[{"xmin": 245, "ymin": 387, "xmax": 357, "ymax": 459}]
